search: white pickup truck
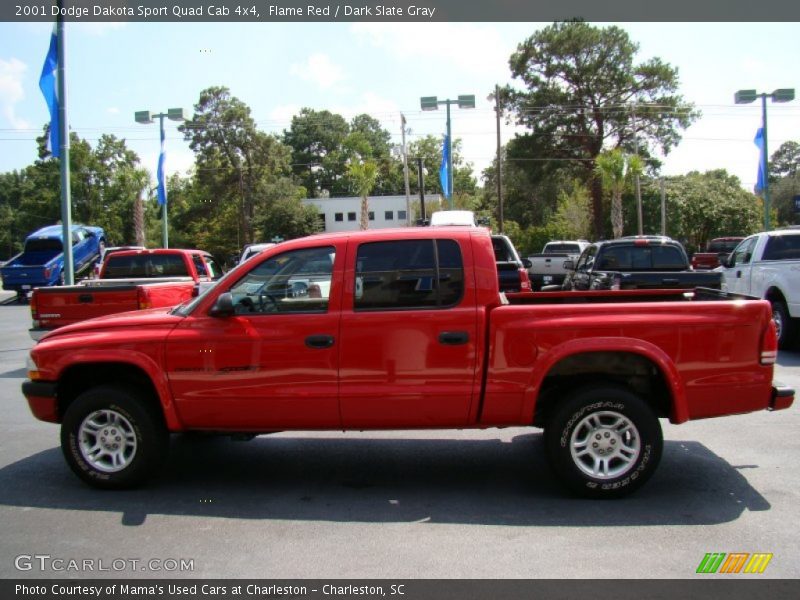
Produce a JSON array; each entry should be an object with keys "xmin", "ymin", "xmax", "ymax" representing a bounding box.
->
[
  {"xmin": 718, "ymin": 229, "xmax": 800, "ymax": 348},
  {"xmin": 527, "ymin": 240, "xmax": 590, "ymax": 291}
]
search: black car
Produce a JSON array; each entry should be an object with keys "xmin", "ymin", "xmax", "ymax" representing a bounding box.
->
[{"xmin": 561, "ymin": 236, "xmax": 722, "ymax": 291}]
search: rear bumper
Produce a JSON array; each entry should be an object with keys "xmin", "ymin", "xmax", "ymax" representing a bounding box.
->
[
  {"xmin": 28, "ymin": 327, "xmax": 53, "ymax": 342},
  {"xmin": 770, "ymin": 384, "xmax": 795, "ymax": 411},
  {"xmin": 22, "ymin": 380, "xmax": 59, "ymax": 423}
]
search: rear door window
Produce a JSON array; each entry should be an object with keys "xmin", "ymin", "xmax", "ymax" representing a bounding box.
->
[{"xmin": 354, "ymin": 239, "xmax": 464, "ymax": 310}]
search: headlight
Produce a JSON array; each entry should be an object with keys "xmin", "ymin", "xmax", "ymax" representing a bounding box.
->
[{"xmin": 26, "ymin": 353, "xmax": 41, "ymax": 380}]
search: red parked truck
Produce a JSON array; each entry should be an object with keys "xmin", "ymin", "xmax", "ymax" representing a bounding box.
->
[
  {"xmin": 29, "ymin": 248, "xmax": 222, "ymax": 340},
  {"xmin": 691, "ymin": 237, "xmax": 744, "ymax": 270},
  {"xmin": 22, "ymin": 227, "xmax": 793, "ymax": 497}
]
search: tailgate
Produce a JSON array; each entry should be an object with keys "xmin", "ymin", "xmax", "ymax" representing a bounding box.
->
[{"xmin": 33, "ymin": 286, "xmax": 140, "ymax": 329}]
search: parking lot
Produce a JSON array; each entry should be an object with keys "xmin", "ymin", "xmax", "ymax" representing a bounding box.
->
[{"xmin": 0, "ymin": 297, "xmax": 798, "ymax": 579}]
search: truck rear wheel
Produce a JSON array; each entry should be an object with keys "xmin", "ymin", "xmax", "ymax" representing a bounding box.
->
[
  {"xmin": 544, "ymin": 384, "xmax": 662, "ymax": 498},
  {"xmin": 61, "ymin": 386, "xmax": 168, "ymax": 489},
  {"xmin": 771, "ymin": 300, "xmax": 796, "ymax": 349}
]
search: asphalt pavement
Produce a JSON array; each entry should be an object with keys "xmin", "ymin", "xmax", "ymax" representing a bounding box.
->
[{"xmin": 0, "ymin": 299, "xmax": 798, "ymax": 579}]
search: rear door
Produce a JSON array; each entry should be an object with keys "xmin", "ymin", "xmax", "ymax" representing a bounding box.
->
[{"xmin": 338, "ymin": 236, "xmax": 479, "ymax": 428}]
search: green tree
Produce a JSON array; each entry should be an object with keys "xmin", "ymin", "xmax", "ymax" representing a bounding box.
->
[
  {"xmin": 595, "ymin": 149, "xmax": 643, "ymax": 238},
  {"xmin": 347, "ymin": 160, "xmax": 379, "ymax": 230},
  {"xmin": 283, "ymin": 108, "xmax": 351, "ymax": 197},
  {"xmin": 663, "ymin": 170, "xmax": 762, "ymax": 251},
  {"xmin": 769, "ymin": 141, "xmax": 800, "ymax": 180},
  {"xmin": 181, "ymin": 86, "xmax": 301, "ymax": 249},
  {"xmin": 499, "ymin": 21, "xmax": 698, "ymax": 239}
]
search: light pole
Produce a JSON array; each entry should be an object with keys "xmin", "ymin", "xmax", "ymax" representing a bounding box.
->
[
  {"xmin": 734, "ymin": 88, "xmax": 795, "ymax": 230},
  {"xmin": 135, "ymin": 108, "xmax": 185, "ymax": 248},
  {"xmin": 420, "ymin": 94, "xmax": 475, "ymax": 209}
]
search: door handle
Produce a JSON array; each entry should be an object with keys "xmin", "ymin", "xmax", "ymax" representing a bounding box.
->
[
  {"xmin": 438, "ymin": 331, "xmax": 469, "ymax": 345},
  {"xmin": 78, "ymin": 294, "xmax": 93, "ymax": 303},
  {"xmin": 305, "ymin": 335, "xmax": 334, "ymax": 349}
]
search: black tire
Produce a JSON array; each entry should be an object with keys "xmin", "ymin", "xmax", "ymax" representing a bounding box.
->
[
  {"xmin": 60, "ymin": 385, "xmax": 168, "ymax": 489},
  {"xmin": 544, "ymin": 384, "xmax": 662, "ymax": 499},
  {"xmin": 771, "ymin": 300, "xmax": 796, "ymax": 350}
]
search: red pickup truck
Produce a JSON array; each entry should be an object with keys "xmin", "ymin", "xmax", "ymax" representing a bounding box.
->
[
  {"xmin": 22, "ymin": 227, "xmax": 793, "ymax": 498},
  {"xmin": 29, "ymin": 249, "xmax": 222, "ymax": 340}
]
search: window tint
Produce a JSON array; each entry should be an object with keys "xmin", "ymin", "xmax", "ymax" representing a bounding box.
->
[
  {"xmin": 202, "ymin": 256, "xmax": 223, "ymax": 280},
  {"xmin": 104, "ymin": 254, "xmax": 190, "ymax": 278},
  {"xmin": 651, "ymin": 246, "xmax": 686, "ymax": 269},
  {"xmin": 492, "ymin": 237, "xmax": 514, "ymax": 262},
  {"xmin": 708, "ymin": 239, "xmax": 741, "ymax": 253},
  {"xmin": 762, "ymin": 234, "xmax": 800, "ymax": 261},
  {"xmin": 545, "ymin": 243, "xmax": 581, "ymax": 254},
  {"xmin": 25, "ymin": 239, "xmax": 62, "ymax": 253},
  {"xmin": 354, "ymin": 239, "xmax": 463, "ymax": 310},
  {"xmin": 228, "ymin": 246, "xmax": 335, "ymax": 315},
  {"xmin": 733, "ymin": 237, "xmax": 756, "ymax": 265}
]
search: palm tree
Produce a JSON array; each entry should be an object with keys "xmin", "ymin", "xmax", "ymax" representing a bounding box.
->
[
  {"xmin": 595, "ymin": 149, "xmax": 643, "ymax": 238},
  {"xmin": 347, "ymin": 160, "xmax": 379, "ymax": 230}
]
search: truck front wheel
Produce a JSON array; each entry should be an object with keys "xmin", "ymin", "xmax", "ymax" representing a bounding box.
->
[
  {"xmin": 544, "ymin": 385, "xmax": 663, "ymax": 498},
  {"xmin": 60, "ymin": 386, "xmax": 168, "ymax": 489}
]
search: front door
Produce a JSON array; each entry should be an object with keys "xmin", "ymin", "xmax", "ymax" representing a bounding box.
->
[{"xmin": 165, "ymin": 243, "xmax": 343, "ymax": 430}]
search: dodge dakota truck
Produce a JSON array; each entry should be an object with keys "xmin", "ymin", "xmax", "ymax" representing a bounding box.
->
[
  {"xmin": 29, "ymin": 248, "xmax": 222, "ymax": 340},
  {"xmin": 1, "ymin": 225, "xmax": 105, "ymax": 300},
  {"xmin": 21, "ymin": 227, "xmax": 793, "ymax": 498}
]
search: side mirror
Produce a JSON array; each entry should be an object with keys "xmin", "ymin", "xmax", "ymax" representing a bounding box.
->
[
  {"xmin": 522, "ymin": 258, "xmax": 532, "ymax": 269},
  {"xmin": 563, "ymin": 259, "xmax": 575, "ymax": 271},
  {"xmin": 209, "ymin": 292, "xmax": 235, "ymax": 317}
]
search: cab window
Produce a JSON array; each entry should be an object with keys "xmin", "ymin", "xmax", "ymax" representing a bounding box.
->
[{"xmin": 228, "ymin": 246, "xmax": 335, "ymax": 315}]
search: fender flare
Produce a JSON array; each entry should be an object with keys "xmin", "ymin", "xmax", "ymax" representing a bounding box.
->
[
  {"xmin": 523, "ymin": 336, "xmax": 689, "ymax": 424},
  {"xmin": 54, "ymin": 349, "xmax": 183, "ymax": 430}
]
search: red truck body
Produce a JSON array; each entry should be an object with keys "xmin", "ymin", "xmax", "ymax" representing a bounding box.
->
[
  {"xmin": 22, "ymin": 227, "xmax": 793, "ymax": 497},
  {"xmin": 691, "ymin": 237, "xmax": 744, "ymax": 270},
  {"xmin": 30, "ymin": 249, "xmax": 220, "ymax": 338}
]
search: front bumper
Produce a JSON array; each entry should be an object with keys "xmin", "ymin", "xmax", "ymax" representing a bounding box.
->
[
  {"xmin": 770, "ymin": 384, "xmax": 794, "ymax": 411},
  {"xmin": 22, "ymin": 380, "xmax": 59, "ymax": 423}
]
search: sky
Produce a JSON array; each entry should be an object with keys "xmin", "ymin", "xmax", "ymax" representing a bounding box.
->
[{"xmin": 1, "ymin": 21, "xmax": 799, "ymax": 195}]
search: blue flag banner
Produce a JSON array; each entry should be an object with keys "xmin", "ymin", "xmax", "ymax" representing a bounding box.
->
[
  {"xmin": 156, "ymin": 125, "xmax": 167, "ymax": 206},
  {"xmin": 439, "ymin": 134, "xmax": 450, "ymax": 198},
  {"xmin": 39, "ymin": 25, "xmax": 59, "ymax": 158},
  {"xmin": 754, "ymin": 127, "xmax": 766, "ymax": 195}
]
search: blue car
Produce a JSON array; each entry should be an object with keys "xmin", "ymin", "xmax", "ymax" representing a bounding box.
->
[{"xmin": 1, "ymin": 225, "xmax": 105, "ymax": 299}]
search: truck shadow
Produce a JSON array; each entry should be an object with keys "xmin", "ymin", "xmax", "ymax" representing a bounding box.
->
[{"xmin": 0, "ymin": 434, "xmax": 770, "ymax": 527}]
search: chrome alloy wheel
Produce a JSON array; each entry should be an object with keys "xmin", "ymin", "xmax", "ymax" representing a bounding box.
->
[
  {"xmin": 569, "ymin": 410, "xmax": 641, "ymax": 479},
  {"xmin": 78, "ymin": 409, "xmax": 138, "ymax": 473}
]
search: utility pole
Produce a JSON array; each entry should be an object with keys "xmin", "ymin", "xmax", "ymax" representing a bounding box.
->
[
  {"xmin": 660, "ymin": 177, "xmax": 666, "ymax": 236},
  {"xmin": 401, "ymin": 113, "xmax": 411, "ymax": 226},
  {"xmin": 632, "ymin": 103, "xmax": 643, "ymax": 235},
  {"xmin": 417, "ymin": 157, "xmax": 426, "ymax": 224},
  {"xmin": 495, "ymin": 84, "xmax": 504, "ymax": 233}
]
